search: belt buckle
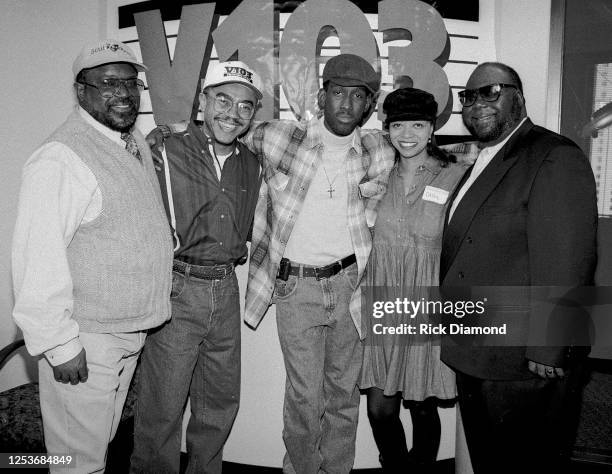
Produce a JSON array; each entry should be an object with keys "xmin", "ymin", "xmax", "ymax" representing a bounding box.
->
[
  {"xmin": 213, "ymin": 265, "xmax": 226, "ymax": 280},
  {"xmin": 314, "ymin": 266, "xmax": 323, "ymax": 280},
  {"xmin": 177, "ymin": 263, "xmax": 188, "ymax": 276},
  {"xmin": 315, "ymin": 261, "xmax": 340, "ymax": 280},
  {"xmin": 220, "ymin": 264, "xmax": 233, "ymax": 279}
]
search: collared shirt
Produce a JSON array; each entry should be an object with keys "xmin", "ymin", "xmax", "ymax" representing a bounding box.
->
[
  {"xmin": 384, "ymin": 155, "xmax": 468, "ymax": 242},
  {"xmin": 448, "ymin": 117, "xmax": 528, "ymax": 220},
  {"xmin": 155, "ymin": 121, "xmax": 261, "ymax": 265},
  {"xmin": 242, "ymin": 118, "xmax": 395, "ymax": 335},
  {"xmin": 12, "ymin": 107, "xmax": 130, "ymax": 366}
]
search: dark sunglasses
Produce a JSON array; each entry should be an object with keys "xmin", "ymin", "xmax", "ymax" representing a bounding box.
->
[{"xmin": 458, "ymin": 83, "xmax": 518, "ymax": 107}]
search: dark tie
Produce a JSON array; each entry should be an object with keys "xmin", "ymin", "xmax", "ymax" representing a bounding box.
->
[{"xmin": 121, "ymin": 132, "xmax": 142, "ymax": 161}]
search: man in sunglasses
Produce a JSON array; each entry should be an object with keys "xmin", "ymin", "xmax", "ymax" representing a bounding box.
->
[
  {"xmin": 441, "ymin": 62, "xmax": 597, "ymax": 472},
  {"xmin": 130, "ymin": 61, "xmax": 262, "ymax": 474},
  {"xmin": 12, "ymin": 39, "xmax": 173, "ymax": 472}
]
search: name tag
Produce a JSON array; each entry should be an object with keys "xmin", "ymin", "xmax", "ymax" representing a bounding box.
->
[{"xmin": 422, "ymin": 186, "xmax": 449, "ymax": 204}]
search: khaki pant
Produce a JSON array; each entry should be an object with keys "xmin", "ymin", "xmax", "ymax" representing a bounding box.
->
[{"xmin": 39, "ymin": 331, "xmax": 145, "ymax": 473}]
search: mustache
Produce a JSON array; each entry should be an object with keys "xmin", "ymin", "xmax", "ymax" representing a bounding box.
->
[
  {"xmin": 107, "ymin": 97, "xmax": 138, "ymax": 109},
  {"xmin": 216, "ymin": 114, "xmax": 243, "ymax": 125}
]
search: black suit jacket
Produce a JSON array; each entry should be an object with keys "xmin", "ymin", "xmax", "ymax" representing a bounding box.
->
[{"xmin": 440, "ymin": 119, "xmax": 597, "ymax": 380}]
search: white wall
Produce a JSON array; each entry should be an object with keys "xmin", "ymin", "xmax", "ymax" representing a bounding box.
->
[
  {"xmin": 0, "ymin": 0, "xmax": 104, "ymax": 391},
  {"xmin": 495, "ymin": 0, "xmax": 552, "ymax": 127}
]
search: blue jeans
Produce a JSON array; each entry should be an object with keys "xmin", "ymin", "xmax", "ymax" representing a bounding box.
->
[
  {"xmin": 274, "ymin": 263, "xmax": 362, "ymax": 474},
  {"xmin": 130, "ymin": 267, "xmax": 241, "ymax": 474}
]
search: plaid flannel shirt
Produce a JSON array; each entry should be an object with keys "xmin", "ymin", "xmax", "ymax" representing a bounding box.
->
[{"xmin": 242, "ymin": 118, "xmax": 395, "ymax": 337}]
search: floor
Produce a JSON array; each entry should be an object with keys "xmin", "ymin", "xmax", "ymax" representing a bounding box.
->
[{"xmin": 104, "ymin": 357, "xmax": 612, "ymax": 473}]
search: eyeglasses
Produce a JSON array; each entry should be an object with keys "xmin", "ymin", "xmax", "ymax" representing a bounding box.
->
[
  {"xmin": 78, "ymin": 78, "xmax": 145, "ymax": 98},
  {"xmin": 205, "ymin": 92, "xmax": 256, "ymax": 120},
  {"xmin": 458, "ymin": 83, "xmax": 518, "ymax": 107}
]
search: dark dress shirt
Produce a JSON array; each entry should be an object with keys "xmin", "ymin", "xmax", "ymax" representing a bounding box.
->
[{"xmin": 154, "ymin": 121, "xmax": 261, "ymax": 266}]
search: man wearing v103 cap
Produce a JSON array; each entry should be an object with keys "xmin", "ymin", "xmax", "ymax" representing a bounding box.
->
[
  {"xmin": 242, "ymin": 53, "xmax": 395, "ymax": 473},
  {"xmin": 12, "ymin": 39, "xmax": 172, "ymax": 473},
  {"xmin": 130, "ymin": 61, "xmax": 263, "ymax": 474}
]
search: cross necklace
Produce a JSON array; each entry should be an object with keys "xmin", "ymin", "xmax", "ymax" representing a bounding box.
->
[{"xmin": 321, "ymin": 164, "xmax": 341, "ymax": 198}]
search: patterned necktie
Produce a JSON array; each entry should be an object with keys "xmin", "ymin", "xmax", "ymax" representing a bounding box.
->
[{"xmin": 121, "ymin": 132, "xmax": 142, "ymax": 161}]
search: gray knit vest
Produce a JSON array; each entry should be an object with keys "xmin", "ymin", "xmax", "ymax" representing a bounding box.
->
[{"xmin": 45, "ymin": 111, "xmax": 173, "ymax": 333}]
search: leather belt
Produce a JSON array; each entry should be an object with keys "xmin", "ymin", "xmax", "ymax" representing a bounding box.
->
[
  {"xmin": 173, "ymin": 259, "xmax": 234, "ymax": 280},
  {"xmin": 286, "ymin": 254, "xmax": 356, "ymax": 280}
]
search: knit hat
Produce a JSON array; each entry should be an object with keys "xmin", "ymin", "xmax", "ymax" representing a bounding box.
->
[{"xmin": 383, "ymin": 87, "xmax": 438, "ymax": 125}]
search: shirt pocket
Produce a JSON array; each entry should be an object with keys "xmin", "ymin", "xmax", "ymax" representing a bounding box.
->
[{"xmin": 418, "ymin": 200, "xmax": 447, "ymax": 241}]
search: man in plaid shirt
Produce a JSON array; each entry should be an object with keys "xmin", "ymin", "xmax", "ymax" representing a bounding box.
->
[{"xmin": 242, "ymin": 54, "xmax": 395, "ymax": 473}]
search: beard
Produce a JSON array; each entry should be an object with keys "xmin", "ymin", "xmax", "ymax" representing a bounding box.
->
[
  {"xmin": 87, "ymin": 97, "xmax": 140, "ymax": 133},
  {"xmin": 465, "ymin": 94, "xmax": 523, "ymax": 143}
]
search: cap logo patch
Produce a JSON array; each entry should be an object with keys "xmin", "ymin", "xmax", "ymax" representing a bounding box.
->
[
  {"xmin": 90, "ymin": 43, "xmax": 128, "ymax": 56},
  {"xmin": 223, "ymin": 66, "xmax": 253, "ymax": 84}
]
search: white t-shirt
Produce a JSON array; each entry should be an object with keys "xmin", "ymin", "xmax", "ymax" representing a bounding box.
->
[{"xmin": 283, "ymin": 119, "xmax": 355, "ymax": 265}]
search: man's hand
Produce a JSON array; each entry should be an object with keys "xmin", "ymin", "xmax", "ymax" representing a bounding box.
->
[
  {"xmin": 146, "ymin": 127, "xmax": 167, "ymax": 171},
  {"xmin": 528, "ymin": 360, "xmax": 564, "ymax": 379},
  {"xmin": 146, "ymin": 123, "xmax": 189, "ymax": 171},
  {"xmin": 145, "ymin": 126, "xmax": 168, "ymax": 151},
  {"xmin": 52, "ymin": 348, "xmax": 88, "ymax": 385}
]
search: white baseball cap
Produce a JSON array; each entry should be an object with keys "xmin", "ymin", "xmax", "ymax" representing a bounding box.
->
[
  {"xmin": 202, "ymin": 61, "xmax": 263, "ymax": 99},
  {"xmin": 73, "ymin": 39, "xmax": 147, "ymax": 79}
]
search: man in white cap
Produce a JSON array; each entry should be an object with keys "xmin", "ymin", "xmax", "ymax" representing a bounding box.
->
[
  {"xmin": 130, "ymin": 61, "xmax": 263, "ymax": 474},
  {"xmin": 12, "ymin": 39, "xmax": 173, "ymax": 472}
]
